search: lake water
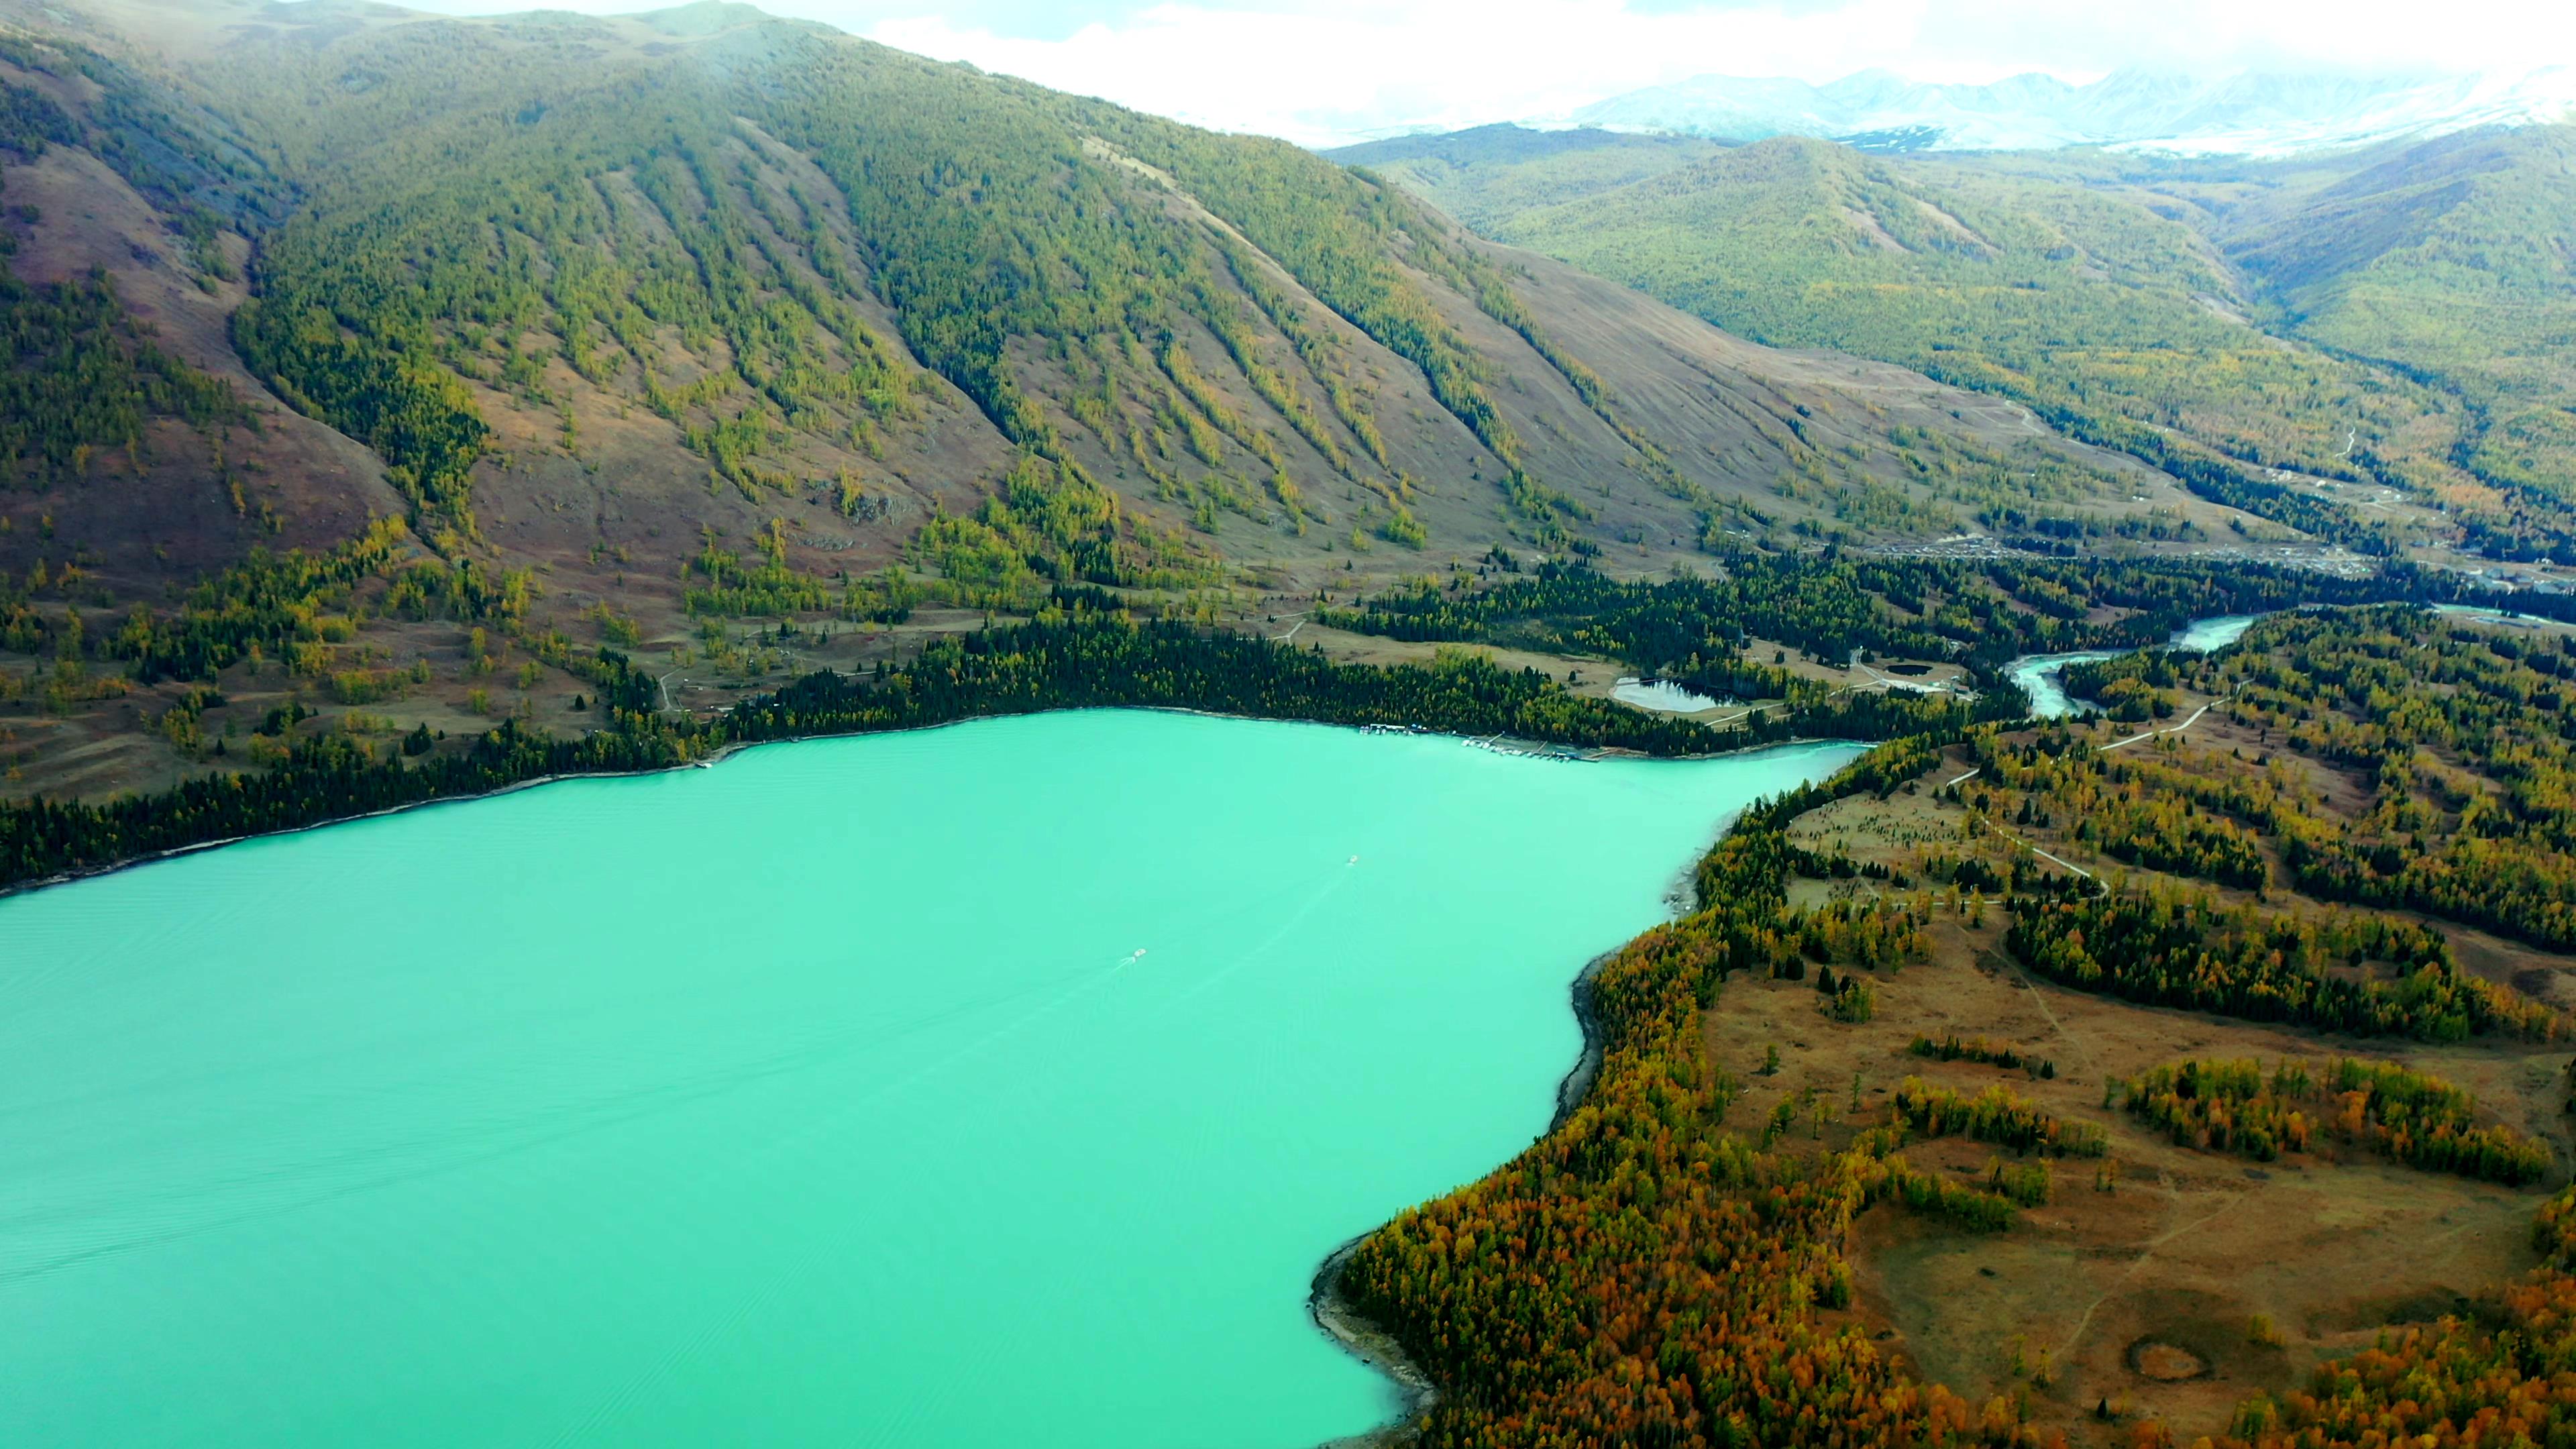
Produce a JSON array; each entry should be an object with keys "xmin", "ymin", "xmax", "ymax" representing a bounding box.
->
[
  {"xmin": 1612, "ymin": 678, "xmax": 1724, "ymax": 713},
  {"xmin": 0, "ymin": 710, "xmax": 1859, "ymax": 1449}
]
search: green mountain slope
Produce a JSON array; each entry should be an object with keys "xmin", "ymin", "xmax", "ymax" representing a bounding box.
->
[
  {"xmin": 2224, "ymin": 125, "xmax": 2576, "ymax": 500},
  {"xmin": 1, "ymin": 0, "xmax": 2211, "ymax": 801},
  {"xmin": 1401, "ymin": 133, "xmax": 2424, "ymax": 480},
  {"xmin": 1942, "ymin": 126, "xmax": 2576, "ymax": 553},
  {"xmin": 1350, "ymin": 121, "xmax": 2576, "ymax": 564},
  {"xmin": 1334, "ymin": 123, "xmax": 1728, "ymax": 231}
]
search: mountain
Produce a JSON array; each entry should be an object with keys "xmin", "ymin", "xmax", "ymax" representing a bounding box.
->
[
  {"xmin": 0, "ymin": 0, "xmax": 2199, "ymax": 802},
  {"xmin": 1340, "ymin": 127, "xmax": 2437, "ymax": 476},
  {"xmin": 1568, "ymin": 65, "xmax": 2576, "ymax": 156},
  {"xmin": 1331, "ymin": 124, "xmax": 1729, "ymax": 231},
  {"xmin": 2165, "ymin": 125, "xmax": 2576, "ymax": 500},
  {"xmin": 1337, "ymin": 120, "xmax": 2576, "ymax": 562}
]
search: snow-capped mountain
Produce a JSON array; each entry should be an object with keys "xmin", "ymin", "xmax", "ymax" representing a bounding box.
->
[{"xmin": 1565, "ymin": 66, "xmax": 2576, "ymax": 155}]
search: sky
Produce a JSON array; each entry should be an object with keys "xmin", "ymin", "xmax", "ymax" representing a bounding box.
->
[{"xmin": 396, "ymin": 0, "xmax": 2576, "ymax": 146}]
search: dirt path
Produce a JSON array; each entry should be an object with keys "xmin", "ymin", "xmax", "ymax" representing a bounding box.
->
[{"xmin": 2100, "ymin": 692, "xmax": 2232, "ymax": 753}]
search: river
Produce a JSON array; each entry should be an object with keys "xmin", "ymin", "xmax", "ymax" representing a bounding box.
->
[
  {"xmin": 2007, "ymin": 612, "xmax": 2264, "ymax": 719},
  {"xmin": 1611, "ymin": 677, "xmax": 1725, "ymax": 713},
  {"xmin": 0, "ymin": 710, "xmax": 1859, "ymax": 1448}
]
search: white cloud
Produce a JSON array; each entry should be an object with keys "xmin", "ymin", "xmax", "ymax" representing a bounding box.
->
[
  {"xmin": 857, "ymin": 0, "xmax": 2576, "ymax": 146},
  {"xmin": 392, "ymin": 0, "xmax": 2576, "ymax": 146}
]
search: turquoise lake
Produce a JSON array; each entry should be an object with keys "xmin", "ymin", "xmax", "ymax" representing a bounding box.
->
[{"xmin": 0, "ymin": 710, "xmax": 1859, "ymax": 1448}]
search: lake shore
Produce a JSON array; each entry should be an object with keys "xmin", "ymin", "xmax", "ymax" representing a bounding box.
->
[
  {"xmin": 1309, "ymin": 1236, "xmax": 1440, "ymax": 1448},
  {"xmin": 1303, "ymin": 941, "xmax": 1629, "ymax": 1446},
  {"xmin": 0, "ymin": 702, "xmax": 1833, "ymax": 904}
]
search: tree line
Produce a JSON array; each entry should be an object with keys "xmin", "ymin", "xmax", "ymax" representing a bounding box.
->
[
  {"xmin": 2052, "ymin": 606, "xmax": 2576, "ymax": 948},
  {"xmin": 7, "ymin": 598, "xmax": 1811, "ymax": 888},
  {"xmin": 2116, "ymin": 1056, "xmax": 2551, "ymax": 1185},
  {"xmin": 2004, "ymin": 886, "xmax": 2557, "ymax": 1042},
  {"xmin": 1322, "ymin": 555, "xmax": 2549, "ymax": 701}
]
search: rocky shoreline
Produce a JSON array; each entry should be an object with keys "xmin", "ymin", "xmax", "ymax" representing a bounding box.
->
[
  {"xmin": 1303, "ymin": 938, "xmax": 1633, "ymax": 1446},
  {"xmin": 1308, "ymin": 1234, "xmax": 1440, "ymax": 1448}
]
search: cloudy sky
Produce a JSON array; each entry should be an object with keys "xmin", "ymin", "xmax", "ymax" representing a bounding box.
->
[{"xmin": 400, "ymin": 0, "xmax": 2576, "ymax": 145}]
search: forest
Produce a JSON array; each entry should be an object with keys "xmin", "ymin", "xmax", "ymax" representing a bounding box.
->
[
  {"xmin": 1322, "ymin": 553, "xmax": 2554, "ymax": 692},
  {"xmin": 1, "ymin": 70, "xmax": 242, "ymax": 483},
  {"xmin": 2002, "ymin": 887, "xmax": 2552, "ymax": 1041},
  {"xmin": 2041, "ymin": 606, "xmax": 2576, "ymax": 948},
  {"xmin": 5, "ymin": 569, "xmax": 2186, "ymax": 889},
  {"xmin": 1332, "ymin": 649, "xmax": 2576, "ymax": 1446},
  {"xmin": 3, "ymin": 594, "xmax": 1830, "ymax": 888},
  {"xmin": 1301, "ymin": 593, "xmax": 2576, "ymax": 1448},
  {"xmin": 2220, "ymin": 125, "xmax": 2576, "ymax": 513},
  {"xmin": 2116, "ymin": 1056, "xmax": 2551, "ymax": 1184},
  {"xmin": 0, "ymin": 266, "xmax": 241, "ymax": 480}
]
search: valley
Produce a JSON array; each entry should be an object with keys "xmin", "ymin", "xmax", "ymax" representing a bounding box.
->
[
  {"xmin": 5, "ymin": 2, "xmax": 2576, "ymax": 1447},
  {"xmin": 1339, "ymin": 119, "xmax": 2576, "ymax": 567},
  {"xmin": 1, "ymin": 0, "xmax": 2366, "ymax": 808}
]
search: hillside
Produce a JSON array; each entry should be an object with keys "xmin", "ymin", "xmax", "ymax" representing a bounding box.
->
[
  {"xmin": 0, "ymin": 0, "xmax": 2208, "ymax": 801},
  {"xmin": 1944, "ymin": 127, "xmax": 2576, "ymax": 538},
  {"xmin": 2216, "ymin": 126, "xmax": 2576, "ymax": 497},
  {"xmin": 1331, "ymin": 124, "xmax": 1729, "ymax": 231},
  {"xmin": 1343, "ymin": 123, "xmax": 2576, "ymax": 564}
]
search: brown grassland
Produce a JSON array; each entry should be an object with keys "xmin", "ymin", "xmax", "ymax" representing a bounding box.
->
[{"xmin": 1725, "ymin": 609, "xmax": 2576, "ymax": 1444}]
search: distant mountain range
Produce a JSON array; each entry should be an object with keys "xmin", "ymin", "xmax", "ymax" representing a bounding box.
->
[{"xmin": 1560, "ymin": 66, "xmax": 2576, "ymax": 155}]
